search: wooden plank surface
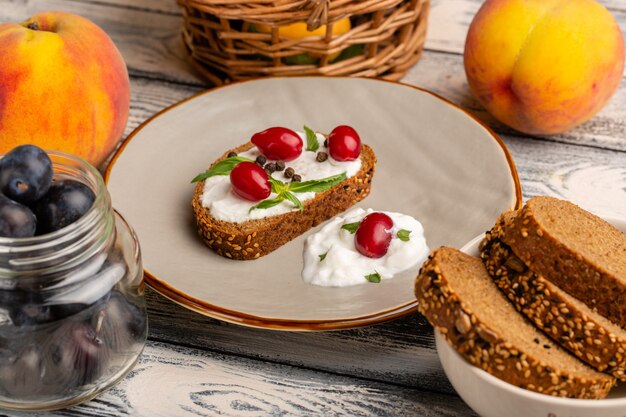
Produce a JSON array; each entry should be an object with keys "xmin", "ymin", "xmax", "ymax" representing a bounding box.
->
[
  {"xmin": 145, "ymin": 288, "xmax": 453, "ymax": 393},
  {"xmin": 0, "ymin": 0, "xmax": 625, "ymax": 415},
  {"xmin": 5, "ymin": 341, "xmax": 476, "ymax": 417}
]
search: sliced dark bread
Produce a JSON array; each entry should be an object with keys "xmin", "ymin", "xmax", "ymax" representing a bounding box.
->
[
  {"xmin": 482, "ymin": 211, "xmax": 626, "ymax": 380},
  {"xmin": 415, "ymin": 247, "xmax": 615, "ymax": 399},
  {"xmin": 500, "ymin": 196, "xmax": 626, "ymax": 328},
  {"xmin": 192, "ymin": 142, "xmax": 376, "ymax": 260}
]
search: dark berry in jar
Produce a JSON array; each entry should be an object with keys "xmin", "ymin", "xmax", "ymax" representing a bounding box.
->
[
  {"xmin": 355, "ymin": 212, "xmax": 393, "ymax": 258},
  {"xmin": 0, "ymin": 345, "xmax": 45, "ymax": 397},
  {"xmin": 251, "ymin": 127, "xmax": 303, "ymax": 161},
  {"xmin": 0, "ymin": 194, "xmax": 36, "ymax": 238},
  {"xmin": 328, "ymin": 125, "xmax": 361, "ymax": 162},
  {"xmin": 230, "ymin": 162, "xmax": 271, "ymax": 202},
  {"xmin": 34, "ymin": 180, "xmax": 96, "ymax": 235},
  {"xmin": 49, "ymin": 318, "xmax": 111, "ymax": 386},
  {"xmin": 99, "ymin": 291, "xmax": 146, "ymax": 352},
  {"xmin": 9, "ymin": 291, "xmax": 52, "ymax": 326},
  {"xmin": 0, "ymin": 144, "xmax": 53, "ymax": 205}
]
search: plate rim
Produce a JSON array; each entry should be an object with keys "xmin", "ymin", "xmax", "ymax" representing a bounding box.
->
[{"xmin": 104, "ymin": 75, "xmax": 523, "ymax": 331}]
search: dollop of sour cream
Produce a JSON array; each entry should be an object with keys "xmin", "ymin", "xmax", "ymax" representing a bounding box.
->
[
  {"xmin": 200, "ymin": 132, "xmax": 361, "ymax": 223},
  {"xmin": 302, "ymin": 208, "xmax": 429, "ymax": 287}
]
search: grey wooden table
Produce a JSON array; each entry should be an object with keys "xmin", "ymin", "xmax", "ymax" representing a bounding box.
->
[{"xmin": 1, "ymin": 0, "xmax": 625, "ymax": 416}]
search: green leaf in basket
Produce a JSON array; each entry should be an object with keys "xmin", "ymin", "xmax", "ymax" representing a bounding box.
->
[
  {"xmin": 283, "ymin": 53, "xmax": 318, "ymax": 65},
  {"xmin": 332, "ymin": 44, "xmax": 365, "ymax": 63}
]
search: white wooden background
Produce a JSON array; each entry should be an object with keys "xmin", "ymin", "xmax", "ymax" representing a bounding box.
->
[{"xmin": 1, "ymin": 0, "xmax": 625, "ymax": 415}]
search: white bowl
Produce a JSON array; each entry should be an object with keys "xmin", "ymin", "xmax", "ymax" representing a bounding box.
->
[{"xmin": 434, "ymin": 215, "xmax": 626, "ymax": 417}]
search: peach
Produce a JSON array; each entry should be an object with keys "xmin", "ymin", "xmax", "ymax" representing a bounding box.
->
[
  {"xmin": 0, "ymin": 12, "xmax": 130, "ymax": 167},
  {"xmin": 255, "ymin": 18, "xmax": 352, "ymax": 62},
  {"xmin": 464, "ymin": 0, "xmax": 624, "ymax": 135}
]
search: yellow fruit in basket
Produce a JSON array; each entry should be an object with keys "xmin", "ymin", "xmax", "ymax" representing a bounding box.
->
[
  {"xmin": 0, "ymin": 11, "xmax": 129, "ymax": 167},
  {"xmin": 256, "ymin": 18, "xmax": 351, "ymax": 62},
  {"xmin": 464, "ymin": 0, "xmax": 624, "ymax": 135}
]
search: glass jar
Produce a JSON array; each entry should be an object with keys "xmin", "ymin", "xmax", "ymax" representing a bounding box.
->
[{"xmin": 0, "ymin": 151, "xmax": 147, "ymax": 411}]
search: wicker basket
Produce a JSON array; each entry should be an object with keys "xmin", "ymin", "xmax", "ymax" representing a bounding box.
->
[{"xmin": 177, "ymin": 0, "xmax": 430, "ymax": 85}]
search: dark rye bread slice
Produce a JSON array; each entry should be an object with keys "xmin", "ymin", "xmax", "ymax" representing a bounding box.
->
[
  {"xmin": 415, "ymin": 247, "xmax": 614, "ymax": 399},
  {"xmin": 481, "ymin": 212, "xmax": 626, "ymax": 380},
  {"xmin": 500, "ymin": 196, "xmax": 626, "ymax": 328},
  {"xmin": 192, "ymin": 142, "xmax": 376, "ymax": 260}
]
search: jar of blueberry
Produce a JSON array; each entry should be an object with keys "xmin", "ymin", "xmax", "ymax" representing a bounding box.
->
[{"xmin": 0, "ymin": 145, "xmax": 147, "ymax": 411}]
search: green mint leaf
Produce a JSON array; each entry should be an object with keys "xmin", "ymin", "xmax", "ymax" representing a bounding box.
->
[
  {"xmin": 319, "ymin": 252, "xmax": 327, "ymax": 261},
  {"xmin": 397, "ymin": 229, "xmax": 411, "ymax": 242},
  {"xmin": 249, "ymin": 196, "xmax": 284, "ymax": 213},
  {"xmin": 341, "ymin": 221, "xmax": 360, "ymax": 234},
  {"xmin": 282, "ymin": 191, "xmax": 304, "ymax": 211},
  {"xmin": 288, "ymin": 172, "xmax": 347, "ymax": 193},
  {"xmin": 365, "ymin": 272, "xmax": 381, "ymax": 283},
  {"xmin": 269, "ymin": 177, "xmax": 288, "ymax": 195},
  {"xmin": 304, "ymin": 125, "xmax": 319, "ymax": 152},
  {"xmin": 191, "ymin": 156, "xmax": 253, "ymax": 183}
]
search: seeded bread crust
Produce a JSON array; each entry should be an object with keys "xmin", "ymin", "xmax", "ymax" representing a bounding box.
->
[
  {"xmin": 415, "ymin": 247, "xmax": 614, "ymax": 399},
  {"xmin": 482, "ymin": 212, "xmax": 626, "ymax": 380},
  {"xmin": 501, "ymin": 196, "xmax": 626, "ymax": 328},
  {"xmin": 191, "ymin": 142, "xmax": 376, "ymax": 260}
]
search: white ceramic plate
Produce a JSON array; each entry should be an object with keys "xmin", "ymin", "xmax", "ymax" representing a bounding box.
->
[
  {"xmin": 105, "ymin": 77, "xmax": 521, "ymax": 330},
  {"xmin": 436, "ymin": 216, "xmax": 626, "ymax": 417}
]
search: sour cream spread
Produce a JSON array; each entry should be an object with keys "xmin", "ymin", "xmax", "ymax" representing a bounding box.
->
[
  {"xmin": 200, "ymin": 132, "xmax": 361, "ymax": 223},
  {"xmin": 302, "ymin": 208, "xmax": 429, "ymax": 287}
]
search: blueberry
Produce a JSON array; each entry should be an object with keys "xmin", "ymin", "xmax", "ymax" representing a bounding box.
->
[
  {"xmin": 34, "ymin": 180, "xmax": 95, "ymax": 234},
  {"xmin": 0, "ymin": 194, "xmax": 36, "ymax": 238},
  {"xmin": 0, "ymin": 144, "xmax": 52, "ymax": 205}
]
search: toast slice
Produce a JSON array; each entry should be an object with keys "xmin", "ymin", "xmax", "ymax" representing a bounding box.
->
[
  {"xmin": 192, "ymin": 142, "xmax": 376, "ymax": 260},
  {"xmin": 499, "ymin": 197, "xmax": 626, "ymax": 329},
  {"xmin": 415, "ymin": 247, "xmax": 615, "ymax": 399},
  {"xmin": 481, "ymin": 211, "xmax": 626, "ymax": 380}
]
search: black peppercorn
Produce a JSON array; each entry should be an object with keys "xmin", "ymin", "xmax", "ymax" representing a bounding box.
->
[
  {"xmin": 316, "ymin": 152, "xmax": 328, "ymax": 162},
  {"xmin": 227, "ymin": 151, "xmax": 237, "ymax": 158},
  {"xmin": 292, "ymin": 174, "xmax": 302, "ymax": 182},
  {"xmin": 255, "ymin": 155, "xmax": 267, "ymax": 167},
  {"xmin": 324, "ymin": 138, "xmax": 328, "ymax": 148},
  {"xmin": 265, "ymin": 162, "xmax": 277, "ymax": 173},
  {"xmin": 275, "ymin": 161, "xmax": 285, "ymax": 171},
  {"xmin": 284, "ymin": 167, "xmax": 295, "ymax": 178}
]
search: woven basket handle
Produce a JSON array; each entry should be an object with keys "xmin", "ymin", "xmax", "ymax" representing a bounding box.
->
[{"xmin": 306, "ymin": 0, "xmax": 330, "ymax": 31}]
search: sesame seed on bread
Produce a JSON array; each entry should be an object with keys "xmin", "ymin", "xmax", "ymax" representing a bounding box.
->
[
  {"xmin": 481, "ymin": 209, "xmax": 626, "ymax": 380},
  {"xmin": 415, "ymin": 247, "xmax": 615, "ymax": 399},
  {"xmin": 500, "ymin": 196, "xmax": 626, "ymax": 328},
  {"xmin": 191, "ymin": 142, "xmax": 376, "ymax": 260}
]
